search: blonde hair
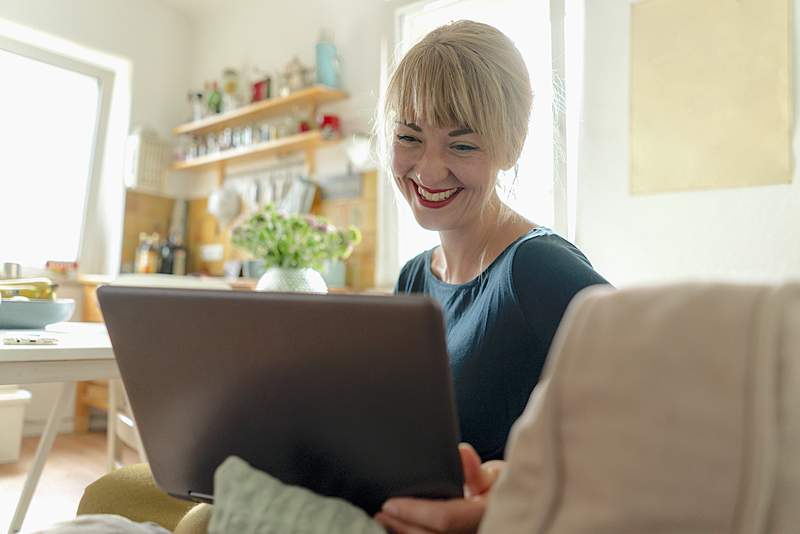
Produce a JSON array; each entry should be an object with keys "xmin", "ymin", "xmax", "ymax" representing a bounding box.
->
[{"xmin": 376, "ymin": 20, "xmax": 533, "ymax": 174}]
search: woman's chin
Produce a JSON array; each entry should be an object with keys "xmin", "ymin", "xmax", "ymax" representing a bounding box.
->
[{"xmin": 411, "ymin": 209, "xmax": 458, "ymax": 232}]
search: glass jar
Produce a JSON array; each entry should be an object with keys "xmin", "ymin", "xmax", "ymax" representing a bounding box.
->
[{"xmin": 241, "ymin": 125, "xmax": 253, "ymax": 146}]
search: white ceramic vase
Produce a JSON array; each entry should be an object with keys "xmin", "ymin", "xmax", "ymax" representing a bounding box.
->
[{"xmin": 256, "ymin": 267, "xmax": 328, "ymax": 294}]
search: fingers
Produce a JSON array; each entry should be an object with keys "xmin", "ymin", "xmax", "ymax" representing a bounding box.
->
[
  {"xmin": 375, "ymin": 511, "xmax": 435, "ymax": 534},
  {"xmin": 458, "ymin": 443, "xmax": 483, "ymax": 497},
  {"xmin": 458, "ymin": 443, "xmax": 491, "ymax": 498},
  {"xmin": 479, "ymin": 460, "xmax": 505, "ymax": 491},
  {"xmin": 379, "ymin": 497, "xmax": 485, "ymax": 533}
]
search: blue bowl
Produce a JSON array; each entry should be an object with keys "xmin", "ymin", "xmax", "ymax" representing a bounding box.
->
[{"xmin": 0, "ymin": 299, "xmax": 76, "ymax": 329}]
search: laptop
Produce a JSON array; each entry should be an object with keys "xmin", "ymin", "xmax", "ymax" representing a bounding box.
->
[{"xmin": 97, "ymin": 286, "xmax": 463, "ymax": 514}]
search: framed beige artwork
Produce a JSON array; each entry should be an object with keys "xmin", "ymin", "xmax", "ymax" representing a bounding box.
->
[{"xmin": 630, "ymin": 0, "xmax": 792, "ymax": 194}]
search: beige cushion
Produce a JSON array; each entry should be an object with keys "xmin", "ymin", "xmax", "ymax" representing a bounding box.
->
[{"xmin": 480, "ymin": 283, "xmax": 800, "ymax": 533}]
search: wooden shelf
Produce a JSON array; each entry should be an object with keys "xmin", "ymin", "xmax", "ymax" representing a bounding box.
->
[
  {"xmin": 173, "ymin": 85, "xmax": 348, "ymax": 136},
  {"xmin": 171, "ymin": 130, "xmax": 339, "ymax": 171}
]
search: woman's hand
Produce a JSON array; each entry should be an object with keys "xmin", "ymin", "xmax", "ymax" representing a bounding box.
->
[{"xmin": 374, "ymin": 443, "xmax": 505, "ymax": 534}]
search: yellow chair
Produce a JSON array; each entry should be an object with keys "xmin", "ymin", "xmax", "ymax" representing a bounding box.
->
[{"xmin": 77, "ymin": 463, "xmax": 211, "ymax": 534}]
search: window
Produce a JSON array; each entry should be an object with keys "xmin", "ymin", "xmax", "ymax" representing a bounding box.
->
[
  {"xmin": 385, "ymin": 0, "xmax": 581, "ymax": 272},
  {"xmin": 0, "ymin": 36, "xmax": 113, "ymax": 270}
]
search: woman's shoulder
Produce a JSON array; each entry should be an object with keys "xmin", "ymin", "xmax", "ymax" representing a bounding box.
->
[
  {"xmin": 510, "ymin": 229, "xmax": 596, "ymax": 273},
  {"xmin": 507, "ymin": 229, "xmax": 609, "ymax": 341},
  {"xmin": 509, "ymin": 229, "xmax": 608, "ymax": 292}
]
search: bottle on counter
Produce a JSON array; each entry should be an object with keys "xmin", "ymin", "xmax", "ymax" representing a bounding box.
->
[
  {"xmin": 158, "ymin": 238, "xmax": 174, "ymax": 275},
  {"xmin": 134, "ymin": 233, "xmax": 161, "ymax": 274},
  {"xmin": 172, "ymin": 238, "xmax": 187, "ymax": 276},
  {"xmin": 158, "ymin": 200, "xmax": 188, "ymax": 276},
  {"xmin": 158, "ymin": 233, "xmax": 187, "ymax": 276},
  {"xmin": 134, "ymin": 232, "xmax": 148, "ymax": 273}
]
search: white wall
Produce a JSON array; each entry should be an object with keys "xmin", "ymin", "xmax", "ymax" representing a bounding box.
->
[
  {"xmin": 0, "ymin": 0, "xmax": 193, "ymax": 137},
  {"xmin": 576, "ymin": 1, "xmax": 800, "ymax": 287},
  {"xmin": 0, "ymin": 0, "xmax": 194, "ymax": 434},
  {"xmin": 190, "ymin": 0, "xmax": 383, "ymax": 136}
]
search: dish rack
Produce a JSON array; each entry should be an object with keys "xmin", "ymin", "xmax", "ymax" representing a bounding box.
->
[{"xmin": 124, "ymin": 127, "xmax": 172, "ymax": 194}]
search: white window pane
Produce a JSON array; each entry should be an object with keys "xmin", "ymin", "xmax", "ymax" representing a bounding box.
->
[
  {"xmin": 0, "ymin": 47, "xmax": 99, "ymax": 268},
  {"xmin": 396, "ymin": 0, "xmax": 555, "ymax": 265}
]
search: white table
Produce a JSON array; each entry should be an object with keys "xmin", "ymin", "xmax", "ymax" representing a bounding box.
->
[{"xmin": 0, "ymin": 322, "xmax": 117, "ymax": 534}]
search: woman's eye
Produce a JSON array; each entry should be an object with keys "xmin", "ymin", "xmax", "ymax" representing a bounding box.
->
[
  {"xmin": 452, "ymin": 144, "xmax": 478, "ymax": 152},
  {"xmin": 396, "ymin": 135, "xmax": 419, "ymax": 143}
]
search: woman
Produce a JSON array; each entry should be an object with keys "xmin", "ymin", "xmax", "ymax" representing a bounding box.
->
[
  {"xmin": 374, "ymin": 19, "xmax": 607, "ymax": 532},
  {"xmin": 381, "ymin": 20, "xmax": 607, "ymax": 461}
]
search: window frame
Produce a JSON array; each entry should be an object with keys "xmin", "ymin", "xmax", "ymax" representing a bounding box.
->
[{"xmin": 0, "ymin": 33, "xmax": 115, "ymax": 273}]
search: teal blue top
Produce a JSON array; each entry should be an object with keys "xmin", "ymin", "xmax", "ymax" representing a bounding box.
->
[{"xmin": 395, "ymin": 228, "xmax": 608, "ymax": 460}]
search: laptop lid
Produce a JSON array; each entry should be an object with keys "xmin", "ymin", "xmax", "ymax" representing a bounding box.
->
[{"xmin": 98, "ymin": 286, "xmax": 463, "ymax": 514}]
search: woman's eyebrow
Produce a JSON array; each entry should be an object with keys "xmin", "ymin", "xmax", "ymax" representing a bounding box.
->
[
  {"xmin": 448, "ymin": 128, "xmax": 474, "ymax": 137},
  {"xmin": 401, "ymin": 121, "xmax": 422, "ymax": 132}
]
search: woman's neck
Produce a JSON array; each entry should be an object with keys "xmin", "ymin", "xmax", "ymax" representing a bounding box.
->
[{"xmin": 432, "ymin": 199, "xmax": 535, "ymax": 285}]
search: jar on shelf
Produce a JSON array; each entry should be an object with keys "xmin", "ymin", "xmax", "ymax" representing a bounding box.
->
[
  {"xmin": 188, "ymin": 90, "xmax": 205, "ymax": 121},
  {"xmin": 318, "ymin": 114, "xmax": 341, "ymax": 139},
  {"xmin": 256, "ymin": 122, "xmax": 271, "ymax": 143},
  {"xmin": 250, "ymin": 68, "xmax": 271, "ymax": 102},
  {"xmin": 222, "ymin": 68, "xmax": 241, "ymax": 113},
  {"xmin": 187, "ymin": 137, "xmax": 200, "ymax": 159},
  {"xmin": 175, "ymin": 135, "xmax": 191, "ymax": 161},
  {"xmin": 241, "ymin": 125, "xmax": 254, "ymax": 146},
  {"xmin": 205, "ymin": 132, "xmax": 218, "ymax": 154},
  {"xmin": 281, "ymin": 57, "xmax": 312, "ymax": 96},
  {"xmin": 223, "ymin": 68, "xmax": 240, "ymax": 96},
  {"xmin": 220, "ymin": 128, "xmax": 233, "ymax": 150}
]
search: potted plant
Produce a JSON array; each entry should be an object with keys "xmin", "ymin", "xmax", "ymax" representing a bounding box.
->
[{"xmin": 231, "ymin": 203, "xmax": 361, "ymax": 293}]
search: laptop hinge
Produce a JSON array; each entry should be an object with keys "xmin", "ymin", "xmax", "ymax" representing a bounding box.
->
[{"xmin": 188, "ymin": 490, "xmax": 214, "ymax": 503}]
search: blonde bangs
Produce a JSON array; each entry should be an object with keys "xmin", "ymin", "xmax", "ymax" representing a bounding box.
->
[
  {"xmin": 392, "ymin": 47, "xmax": 474, "ymax": 130},
  {"xmin": 377, "ymin": 21, "xmax": 532, "ymax": 171},
  {"xmin": 386, "ymin": 42, "xmax": 506, "ymax": 164}
]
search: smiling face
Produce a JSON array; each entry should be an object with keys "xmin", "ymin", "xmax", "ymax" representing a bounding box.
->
[
  {"xmin": 393, "ymin": 121, "xmax": 500, "ymax": 231},
  {"xmin": 377, "ymin": 21, "xmax": 533, "ymax": 232}
]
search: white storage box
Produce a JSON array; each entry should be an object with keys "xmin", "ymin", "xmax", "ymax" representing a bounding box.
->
[{"xmin": 0, "ymin": 388, "xmax": 32, "ymax": 463}]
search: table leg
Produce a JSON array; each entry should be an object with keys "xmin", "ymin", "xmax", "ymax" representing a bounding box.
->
[
  {"xmin": 8, "ymin": 382, "xmax": 71, "ymax": 534},
  {"xmin": 106, "ymin": 379, "xmax": 118, "ymax": 472}
]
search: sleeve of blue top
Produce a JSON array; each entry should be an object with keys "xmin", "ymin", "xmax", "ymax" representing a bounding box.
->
[{"xmin": 511, "ymin": 236, "xmax": 610, "ymax": 354}]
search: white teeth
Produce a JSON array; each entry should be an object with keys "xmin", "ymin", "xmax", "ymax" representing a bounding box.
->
[{"xmin": 417, "ymin": 185, "xmax": 459, "ymax": 202}]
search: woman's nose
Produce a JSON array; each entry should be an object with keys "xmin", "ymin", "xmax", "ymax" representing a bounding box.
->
[{"xmin": 414, "ymin": 147, "xmax": 449, "ymax": 186}]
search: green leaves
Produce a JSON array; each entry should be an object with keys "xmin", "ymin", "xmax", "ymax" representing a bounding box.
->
[{"xmin": 231, "ymin": 204, "xmax": 362, "ymax": 270}]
